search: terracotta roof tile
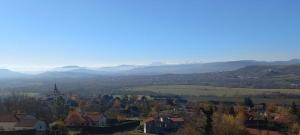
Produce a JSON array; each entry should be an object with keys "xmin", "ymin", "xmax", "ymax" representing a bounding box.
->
[
  {"xmin": 0, "ymin": 114, "xmax": 18, "ymax": 122},
  {"xmin": 83, "ymin": 112, "xmax": 102, "ymax": 122},
  {"xmin": 65, "ymin": 110, "xmax": 86, "ymax": 124},
  {"xmin": 170, "ymin": 117, "xmax": 184, "ymax": 122}
]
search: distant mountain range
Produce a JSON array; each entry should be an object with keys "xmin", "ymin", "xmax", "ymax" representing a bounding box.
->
[
  {"xmin": 1, "ymin": 59, "xmax": 300, "ymax": 92},
  {"xmin": 120, "ymin": 59, "xmax": 300, "ymax": 75},
  {"xmin": 0, "ymin": 69, "xmax": 29, "ymax": 79},
  {"xmin": 151, "ymin": 64, "xmax": 300, "ymax": 89},
  {"xmin": 1, "ymin": 59, "xmax": 300, "ymax": 79}
]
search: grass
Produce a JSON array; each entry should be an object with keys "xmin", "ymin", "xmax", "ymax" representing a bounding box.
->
[
  {"xmin": 127, "ymin": 85, "xmax": 300, "ymax": 97},
  {"xmin": 126, "ymin": 85, "xmax": 300, "ymax": 104}
]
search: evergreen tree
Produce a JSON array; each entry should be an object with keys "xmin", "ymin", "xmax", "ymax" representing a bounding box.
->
[
  {"xmin": 291, "ymin": 101, "xmax": 297, "ymax": 114},
  {"xmin": 244, "ymin": 97, "xmax": 254, "ymax": 108}
]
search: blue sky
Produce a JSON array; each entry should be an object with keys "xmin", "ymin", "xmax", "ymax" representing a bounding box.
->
[{"xmin": 0, "ymin": 0, "xmax": 299, "ymax": 70}]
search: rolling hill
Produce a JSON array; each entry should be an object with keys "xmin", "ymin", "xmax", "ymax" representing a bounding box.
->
[
  {"xmin": 29, "ymin": 59, "xmax": 300, "ymax": 77},
  {"xmin": 0, "ymin": 69, "xmax": 29, "ymax": 79},
  {"xmin": 1, "ymin": 60, "xmax": 300, "ymax": 94}
]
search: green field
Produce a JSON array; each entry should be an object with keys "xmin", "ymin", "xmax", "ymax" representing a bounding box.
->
[
  {"xmin": 127, "ymin": 85, "xmax": 300, "ymax": 97},
  {"xmin": 126, "ymin": 85, "xmax": 300, "ymax": 104}
]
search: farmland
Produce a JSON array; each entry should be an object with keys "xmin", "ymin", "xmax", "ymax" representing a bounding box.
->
[
  {"xmin": 127, "ymin": 85, "xmax": 300, "ymax": 104},
  {"xmin": 128, "ymin": 85, "xmax": 300, "ymax": 97}
]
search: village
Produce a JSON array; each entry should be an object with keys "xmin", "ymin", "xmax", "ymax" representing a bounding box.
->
[{"xmin": 0, "ymin": 84, "xmax": 300, "ymax": 135}]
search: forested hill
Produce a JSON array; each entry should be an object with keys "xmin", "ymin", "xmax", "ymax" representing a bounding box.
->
[
  {"xmin": 115, "ymin": 64, "xmax": 300, "ymax": 89},
  {"xmin": 180, "ymin": 64, "xmax": 300, "ymax": 88}
]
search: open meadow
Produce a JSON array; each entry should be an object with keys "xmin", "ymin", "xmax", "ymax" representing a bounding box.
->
[
  {"xmin": 127, "ymin": 85, "xmax": 300, "ymax": 104},
  {"xmin": 127, "ymin": 85, "xmax": 300, "ymax": 97}
]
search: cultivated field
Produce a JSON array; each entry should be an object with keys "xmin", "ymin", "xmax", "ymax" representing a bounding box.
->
[
  {"xmin": 128, "ymin": 85, "xmax": 300, "ymax": 97},
  {"xmin": 127, "ymin": 85, "xmax": 300, "ymax": 104}
]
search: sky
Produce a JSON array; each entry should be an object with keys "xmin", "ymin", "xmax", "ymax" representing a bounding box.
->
[{"xmin": 0, "ymin": 0, "xmax": 299, "ymax": 71}]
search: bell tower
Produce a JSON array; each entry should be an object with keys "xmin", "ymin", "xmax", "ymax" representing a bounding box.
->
[{"xmin": 54, "ymin": 83, "xmax": 59, "ymax": 94}]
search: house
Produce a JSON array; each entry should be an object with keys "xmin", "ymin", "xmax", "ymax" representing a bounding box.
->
[
  {"xmin": 65, "ymin": 109, "xmax": 87, "ymax": 126},
  {"xmin": 0, "ymin": 114, "xmax": 47, "ymax": 135},
  {"xmin": 14, "ymin": 115, "xmax": 47, "ymax": 135},
  {"xmin": 143, "ymin": 116, "xmax": 184, "ymax": 134},
  {"xmin": 82, "ymin": 112, "xmax": 107, "ymax": 127},
  {"xmin": 169, "ymin": 117, "xmax": 184, "ymax": 128},
  {"xmin": 65, "ymin": 109, "xmax": 108, "ymax": 127},
  {"xmin": 0, "ymin": 114, "xmax": 19, "ymax": 131}
]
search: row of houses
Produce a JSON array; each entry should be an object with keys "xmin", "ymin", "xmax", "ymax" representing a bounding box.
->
[
  {"xmin": 1, "ymin": 84, "xmax": 188, "ymax": 135},
  {"xmin": 64, "ymin": 108, "xmax": 108, "ymax": 127},
  {"xmin": 0, "ymin": 113, "xmax": 47, "ymax": 135},
  {"xmin": 141, "ymin": 96, "xmax": 188, "ymax": 134}
]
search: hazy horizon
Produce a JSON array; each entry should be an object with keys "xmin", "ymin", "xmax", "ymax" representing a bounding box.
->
[
  {"xmin": 0, "ymin": 0, "xmax": 299, "ymax": 71},
  {"xmin": 0, "ymin": 58, "xmax": 299, "ymax": 74}
]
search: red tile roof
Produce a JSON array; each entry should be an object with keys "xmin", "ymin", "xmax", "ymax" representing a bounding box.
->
[
  {"xmin": 0, "ymin": 114, "xmax": 18, "ymax": 122},
  {"xmin": 14, "ymin": 115, "xmax": 39, "ymax": 128},
  {"xmin": 170, "ymin": 117, "xmax": 184, "ymax": 122},
  {"xmin": 83, "ymin": 112, "xmax": 102, "ymax": 122},
  {"xmin": 65, "ymin": 110, "xmax": 86, "ymax": 125}
]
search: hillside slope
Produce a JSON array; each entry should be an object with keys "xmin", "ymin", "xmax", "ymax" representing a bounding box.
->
[{"xmin": 1, "ymin": 65, "xmax": 300, "ymax": 94}]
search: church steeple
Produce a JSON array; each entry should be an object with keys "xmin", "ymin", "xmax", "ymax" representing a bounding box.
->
[
  {"xmin": 54, "ymin": 83, "xmax": 58, "ymax": 93},
  {"xmin": 47, "ymin": 83, "xmax": 64, "ymax": 102}
]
